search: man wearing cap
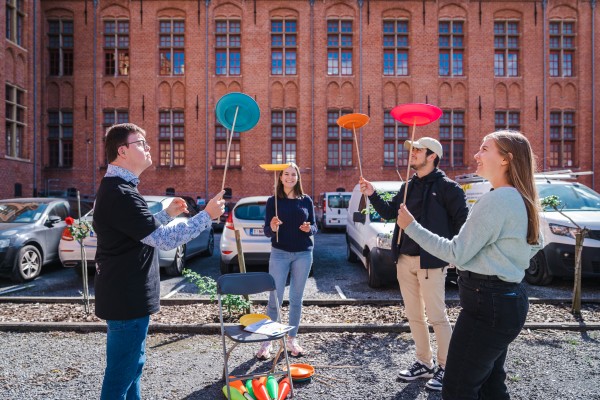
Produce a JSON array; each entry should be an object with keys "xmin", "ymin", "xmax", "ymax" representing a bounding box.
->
[{"xmin": 359, "ymin": 137, "xmax": 468, "ymax": 391}]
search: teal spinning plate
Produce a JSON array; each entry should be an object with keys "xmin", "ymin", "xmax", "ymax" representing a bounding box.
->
[{"xmin": 215, "ymin": 92, "xmax": 260, "ymax": 132}]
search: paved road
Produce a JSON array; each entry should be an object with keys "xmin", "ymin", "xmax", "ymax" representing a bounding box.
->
[{"xmin": 1, "ymin": 231, "xmax": 599, "ymax": 300}]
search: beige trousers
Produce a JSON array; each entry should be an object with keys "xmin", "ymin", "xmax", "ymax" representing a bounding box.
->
[{"xmin": 397, "ymin": 255, "xmax": 452, "ymax": 368}]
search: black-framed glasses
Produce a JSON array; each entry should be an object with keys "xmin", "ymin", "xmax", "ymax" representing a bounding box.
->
[{"xmin": 122, "ymin": 139, "xmax": 150, "ymax": 149}]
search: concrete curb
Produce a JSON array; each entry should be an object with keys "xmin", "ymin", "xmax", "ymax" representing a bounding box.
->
[
  {"xmin": 0, "ymin": 321, "xmax": 599, "ymax": 334},
  {"xmin": 1, "ymin": 296, "xmax": 599, "ymax": 305}
]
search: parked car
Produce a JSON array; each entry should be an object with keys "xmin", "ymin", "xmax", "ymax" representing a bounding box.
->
[
  {"xmin": 458, "ymin": 172, "xmax": 600, "ymax": 285},
  {"xmin": 220, "ymin": 196, "xmax": 271, "ymax": 274},
  {"xmin": 59, "ymin": 195, "xmax": 215, "ymax": 276},
  {"xmin": 211, "ymin": 201, "xmax": 236, "ymax": 232},
  {"xmin": 346, "ymin": 182, "xmax": 399, "ymax": 288},
  {"xmin": 315, "ymin": 191, "xmax": 352, "ymax": 231},
  {"xmin": 0, "ymin": 197, "xmax": 80, "ymax": 282}
]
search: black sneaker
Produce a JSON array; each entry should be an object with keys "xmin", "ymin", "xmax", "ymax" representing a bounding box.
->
[
  {"xmin": 397, "ymin": 361, "xmax": 435, "ymax": 381},
  {"xmin": 425, "ymin": 366, "xmax": 444, "ymax": 391}
]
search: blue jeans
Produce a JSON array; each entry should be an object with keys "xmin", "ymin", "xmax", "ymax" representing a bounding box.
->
[
  {"xmin": 266, "ymin": 248, "xmax": 312, "ymax": 337},
  {"xmin": 442, "ymin": 277, "xmax": 529, "ymax": 400},
  {"xmin": 101, "ymin": 315, "xmax": 150, "ymax": 400}
]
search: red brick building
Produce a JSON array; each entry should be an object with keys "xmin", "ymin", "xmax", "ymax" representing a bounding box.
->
[{"xmin": 2, "ymin": 0, "xmax": 599, "ymax": 202}]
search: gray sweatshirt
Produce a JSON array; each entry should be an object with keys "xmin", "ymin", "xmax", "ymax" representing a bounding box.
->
[{"xmin": 404, "ymin": 187, "xmax": 543, "ymax": 283}]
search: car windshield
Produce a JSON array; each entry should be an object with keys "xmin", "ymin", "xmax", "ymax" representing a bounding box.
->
[
  {"xmin": 235, "ymin": 202, "xmax": 266, "ymax": 221},
  {"xmin": 0, "ymin": 202, "xmax": 49, "ymax": 223},
  {"xmin": 328, "ymin": 194, "xmax": 351, "ymax": 209},
  {"xmin": 538, "ymin": 183, "xmax": 600, "ymax": 211}
]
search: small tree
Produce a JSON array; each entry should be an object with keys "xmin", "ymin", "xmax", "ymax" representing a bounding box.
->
[
  {"xmin": 182, "ymin": 269, "xmax": 251, "ymax": 319},
  {"xmin": 65, "ymin": 214, "xmax": 92, "ymax": 314},
  {"xmin": 540, "ymin": 195, "xmax": 589, "ymax": 314}
]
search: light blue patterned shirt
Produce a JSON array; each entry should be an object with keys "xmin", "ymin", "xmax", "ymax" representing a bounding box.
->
[{"xmin": 105, "ymin": 165, "xmax": 213, "ymax": 251}]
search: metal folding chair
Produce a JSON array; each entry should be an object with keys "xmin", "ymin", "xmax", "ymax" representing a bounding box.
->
[{"xmin": 217, "ymin": 272, "xmax": 294, "ymax": 399}]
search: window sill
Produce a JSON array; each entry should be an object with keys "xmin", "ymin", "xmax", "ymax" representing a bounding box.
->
[
  {"xmin": 156, "ymin": 165, "xmax": 186, "ymax": 169},
  {"xmin": 211, "ymin": 165, "xmax": 242, "ymax": 170},
  {"xmin": 4, "ymin": 156, "xmax": 31, "ymax": 163},
  {"xmin": 324, "ymin": 165, "xmax": 357, "ymax": 170}
]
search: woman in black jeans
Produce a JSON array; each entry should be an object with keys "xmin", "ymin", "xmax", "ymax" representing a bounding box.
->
[{"xmin": 397, "ymin": 130, "xmax": 543, "ymax": 399}]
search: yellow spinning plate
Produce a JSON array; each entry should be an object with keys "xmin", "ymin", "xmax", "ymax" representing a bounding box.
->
[{"xmin": 259, "ymin": 163, "xmax": 292, "ymax": 171}]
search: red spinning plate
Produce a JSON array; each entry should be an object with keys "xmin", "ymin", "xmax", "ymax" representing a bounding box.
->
[
  {"xmin": 337, "ymin": 113, "xmax": 370, "ymax": 129},
  {"xmin": 390, "ymin": 103, "xmax": 442, "ymax": 126}
]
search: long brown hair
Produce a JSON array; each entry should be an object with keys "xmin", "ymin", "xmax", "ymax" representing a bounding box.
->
[
  {"xmin": 485, "ymin": 130, "xmax": 540, "ymax": 244},
  {"xmin": 276, "ymin": 162, "xmax": 305, "ymax": 199}
]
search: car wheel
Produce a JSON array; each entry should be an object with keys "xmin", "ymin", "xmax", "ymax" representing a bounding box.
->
[
  {"xmin": 201, "ymin": 231, "xmax": 215, "ymax": 257},
  {"xmin": 366, "ymin": 252, "xmax": 382, "ymax": 288},
  {"xmin": 346, "ymin": 237, "xmax": 359, "ymax": 263},
  {"xmin": 12, "ymin": 245, "xmax": 42, "ymax": 282},
  {"xmin": 165, "ymin": 245, "xmax": 186, "ymax": 276},
  {"xmin": 525, "ymin": 250, "xmax": 553, "ymax": 286},
  {"xmin": 220, "ymin": 259, "xmax": 233, "ymax": 274}
]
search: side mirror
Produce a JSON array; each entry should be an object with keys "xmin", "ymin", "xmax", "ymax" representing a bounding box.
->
[
  {"xmin": 353, "ymin": 211, "xmax": 366, "ymax": 224},
  {"xmin": 45, "ymin": 216, "xmax": 61, "ymax": 227}
]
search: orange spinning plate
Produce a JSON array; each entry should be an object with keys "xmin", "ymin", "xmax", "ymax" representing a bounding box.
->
[
  {"xmin": 390, "ymin": 103, "xmax": 442, "ymax": 126},
  {"xmin": 285, "ymin": 363, "xmax": 315, "ymax": 378},
  {"xmin": 260, "ymin": 163, "xmax": 292, "ymax": 171},
  {"xmin": 337, "ymin": 113, "xmax": 370, "ymax": 129}
]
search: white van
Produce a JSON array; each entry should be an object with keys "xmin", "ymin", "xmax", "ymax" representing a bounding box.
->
[
  {"xmin": 315, "ymin": 191, "xmax": 352, "ymax": 231},
  {"xmin": 345, "ymin": 182, "xmax": 399, "ymax": 287},
  {"xmin": 458, "ymin": 172, "xmax": 600, "ymax": 285}
]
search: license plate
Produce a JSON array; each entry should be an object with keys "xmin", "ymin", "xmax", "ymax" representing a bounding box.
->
[{"xmin": 249, "ymin": 228, "xmax": 264, "ymax": 236}]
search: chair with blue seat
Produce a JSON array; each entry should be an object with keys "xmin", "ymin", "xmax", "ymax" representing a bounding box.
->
[{"xmin": 217, "ymin": 272, "xmax": 295, "ymax": 399}]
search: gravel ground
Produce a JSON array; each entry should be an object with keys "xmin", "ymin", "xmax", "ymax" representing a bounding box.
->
[
  {"xmin": 0, "ymin": 302, "xmax": 599, "ymax": 325},
  {"xmin": 0, "ymin": 329, "xmax": 599, "ymax": 400}
]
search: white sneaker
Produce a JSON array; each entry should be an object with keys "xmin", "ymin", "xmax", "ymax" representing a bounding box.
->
[
  {"xmin": 256, "ymin": 341, "xmax": 272, "ymax": 359},
  {"xmin": 286, "ymin": 336, "xmax": 304, "ymax": 357}
]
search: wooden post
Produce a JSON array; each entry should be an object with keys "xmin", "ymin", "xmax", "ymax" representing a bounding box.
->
[
  {"xmin": 234, "ymin": 229, "xmax": 250, "ymax": 312},
  {"xmin": 572, "ymin": 230, "xmax": 586, "ymax": 314}
]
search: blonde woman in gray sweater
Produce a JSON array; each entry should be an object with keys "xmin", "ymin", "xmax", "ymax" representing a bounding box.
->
[{"xmin": 397, "ymin": 130, "xmax": 542, "ymax": 400}]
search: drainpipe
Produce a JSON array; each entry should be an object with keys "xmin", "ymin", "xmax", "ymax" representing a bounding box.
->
[
  {"xmin": 32, "ymin": 0, "xmax": 38, "ymax": 196},
  {"xmin": 92, "ymin": 0, "xmax": 98, "ymax": 195},
  {"xmin": 592, "ymin": 0, "xmax": 597, "ymax": 189},
  {"xmin": 542, "ymin": 0, "xmax": 547, "ymax": 171},
  {"xmin": 310, "ymin": 0, "xmax": 315, "ymax": 198},
  {"xmin": 358, "ymin": 0, "xmax": 363, "ymax": 169},
  {"xmin": 205, "ymin": 0, "xmax": 210, "ymax": 199}
]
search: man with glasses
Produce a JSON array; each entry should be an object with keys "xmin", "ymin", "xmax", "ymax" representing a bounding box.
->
[
  {"xmin": 359, "ymin": 137, "xmax": 468, "ymax": 392},
  {"xmin": 93, "ymin": 123, "xmax": 225, "ymax": 399}
]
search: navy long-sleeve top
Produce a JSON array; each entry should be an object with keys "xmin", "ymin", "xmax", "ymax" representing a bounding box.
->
[{"xmin": 264, "ymin": 195, "xmax": 317, "ymax": 252}]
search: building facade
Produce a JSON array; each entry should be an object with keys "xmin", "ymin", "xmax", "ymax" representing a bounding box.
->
[{"xmin": 2, "ymin": 0, "xmax": 599, "ymax": 202}]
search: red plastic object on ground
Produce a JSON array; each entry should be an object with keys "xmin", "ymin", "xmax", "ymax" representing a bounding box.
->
[
  {"xmin": 390, "ymin": 103, "xmax": 442, "ymax": 126},
  {"xmin": 251, "ymin": 379, "xmax": 271, "ymax": 400},
  {"xmin": 277, "ymin": 377, "xmax": 291, "ymax": 400}
]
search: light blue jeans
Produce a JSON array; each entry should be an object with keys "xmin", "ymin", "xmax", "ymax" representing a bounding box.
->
[
  {"xmin": 266, "ymin": 248, "xmax": 313, "ymax": 337},
  {"xmin": 100, "ymin": 315, "xmax": 150, "ymax": 400}
]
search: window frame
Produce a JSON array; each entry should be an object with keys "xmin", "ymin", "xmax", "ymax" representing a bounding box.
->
[
  {"xmin": 439, "ymin": 109, "xmax": 465, "ymax": 168},
  {"xmin": 158, "ymin": 109, "xmax": 185, "ymax": 167},
  {"xmin": 103, "ymin": 19, "xmax": 130, "ymax": 77},
  {"xmin": 6, "ymin": 0, "xmax": 25, "ymax": 46},
  {"xmin": 549, "ymin": 110, "xmax": 576, "ymax": 168},
  {"xmin": 271, "ymin": 109, "xmax": 297, "ymax": 164},
  {"xmin": 215, "ymin": 20, "xmax": 241, "ymax": 76},
  {"xmin": 549, "ymin": 20, "xmax": 575, "ymax": 77},
  {"xmin": 327, "ymin": 109, "xmax": 354, "ymax": 167},
  {"xmin": 438, "ymin": 20, "xmax": 464, "ymax": 77},
  {"xmin": 159, "ymin": 20, "xmax": 185, "ymax": 76},
  {"xmin": 271, "ymin": 19, "xmax": 297, "ymax": 76},
  {"xmin": 47, "ymin": 109, "xmax": 74, "ymax": 168},
  {"xmin": 48, "ymin": 19, "xmax": 74, "ymax": 76},
  {"xmin": 383, "ymin": 19, "xmax": 409, "ymax": 76},
  {"xmin": 327, "ymin": 19, "xmax": 353, "ymax": 76},
  {"xmin": 493, "ymin": 20, "xmax": 519, "ymax": 77},
  {"xmin": 383, "ymin": 110, "xmax": 409, "ymax": 167},
  {"xmin": 5, "ymin": 83, "xmax": 27, "ymax": 159}
]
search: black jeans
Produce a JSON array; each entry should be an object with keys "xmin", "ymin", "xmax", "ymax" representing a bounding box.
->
[{"xmin": 442, "ymin": 276, "xmax": 529, "ymax": 400}]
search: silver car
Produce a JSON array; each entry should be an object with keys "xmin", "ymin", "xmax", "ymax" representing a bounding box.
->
[
  {"xmin": 59, "ymin": 195, "xmax": 214, "ymax": 276},
  {"xmin": 219, "ymin": 196, "xmax": 271, "ymax": 274}
]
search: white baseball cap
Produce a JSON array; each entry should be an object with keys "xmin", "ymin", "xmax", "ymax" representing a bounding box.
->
[{"xmin": 404, "ymin": 137, "xmax": 443, "ymax": 159}]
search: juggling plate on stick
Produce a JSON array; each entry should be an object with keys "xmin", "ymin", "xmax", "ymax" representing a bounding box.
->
[
  {"xmin": 390, "ymin": 103, "xmax": 442, "ymax": 126},
  {"xmin": 215, "ymin": 92, "xmax": 260, "ymax": 132},
  {"xmin": 336, "ymin": 113, "xmax": 370, "ymax": 129},
  {"xmin": 259, "ymin": 163, "xmax": 291, "ymax": 172}
]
